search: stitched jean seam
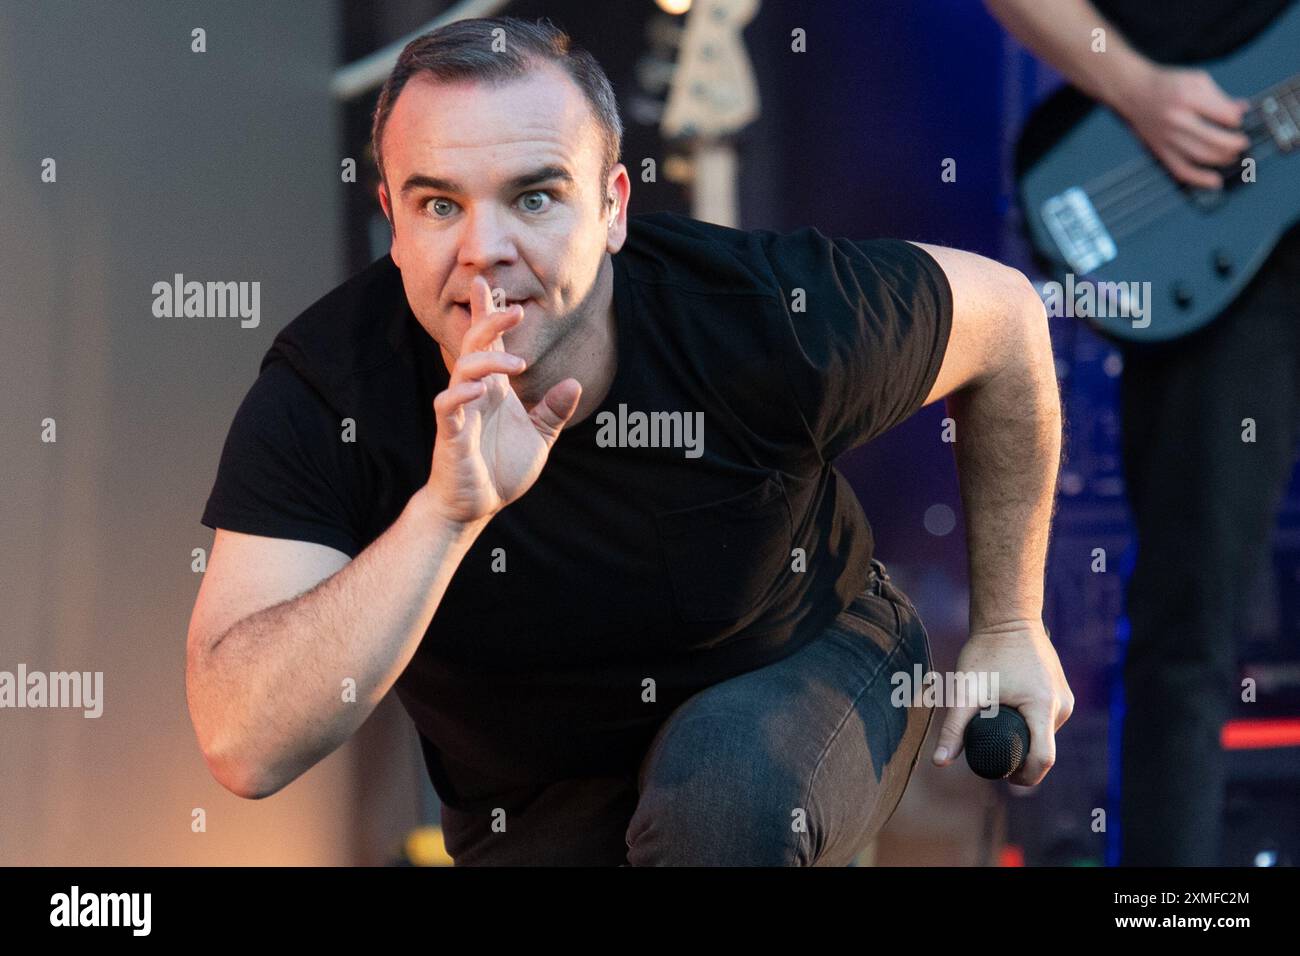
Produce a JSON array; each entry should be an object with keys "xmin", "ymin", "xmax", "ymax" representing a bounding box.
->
[{"xmin": 796, "ymin": 599, "xmax": 909, "ymax": 865}]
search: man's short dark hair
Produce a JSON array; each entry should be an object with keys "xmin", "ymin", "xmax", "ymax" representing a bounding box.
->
[{"xmin": 371, "ymin": 16, "xmax": 623, "ymax": 209}]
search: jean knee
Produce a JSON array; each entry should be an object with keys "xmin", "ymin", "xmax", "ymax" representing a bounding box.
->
[{"xmin": 625, "ymin": 720, "xmax": 812, "ymax": 866}]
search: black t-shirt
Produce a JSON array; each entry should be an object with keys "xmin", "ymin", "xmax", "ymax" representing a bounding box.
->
[
  {"xmin": 1092, "ymin": 0, "xmax": 1293, "ymax": 63},
  {"xmin": 200, "ymin": 211, "xmax": 952, "ymax": 809}
]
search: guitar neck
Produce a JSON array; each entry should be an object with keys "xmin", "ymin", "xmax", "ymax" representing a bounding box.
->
[
  {"xmin": 1244, "ymin": 71, "xmax": 1300, "ymax": 151},
  {"xmin": 690, "ymin": 142, "xmax": 740, "ymax": 228}
]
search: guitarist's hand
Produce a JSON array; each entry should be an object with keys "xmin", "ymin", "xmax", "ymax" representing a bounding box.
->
[{"xmin": 1116, "ymin": 64, "xmax": 1252, "ymax": 190}]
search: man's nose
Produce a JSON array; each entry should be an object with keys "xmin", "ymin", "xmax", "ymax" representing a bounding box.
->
[{"xmin": 456, "ymin": 205, "xmax": 517, "ymax": 270}]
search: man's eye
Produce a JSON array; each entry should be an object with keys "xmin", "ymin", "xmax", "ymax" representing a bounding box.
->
[
  {"xmin": 519, "ymin": 190, "xmax": 553, "ymax": 213},
  {"xmin": 426, "ymin": 197, "xmax": 457, "ymax": 217}
]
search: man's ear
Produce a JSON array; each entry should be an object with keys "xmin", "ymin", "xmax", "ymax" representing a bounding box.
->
[
  {"xmin": 604, "ymin": 163, "xmax": 630, "ymax": 253},
  {"xmin": 381, "ymin": 178, "xmax": 398, "ymax": 221},
  {"xmin": 378, "ymin": 179, "xmax": 399, "ymax": 256}
]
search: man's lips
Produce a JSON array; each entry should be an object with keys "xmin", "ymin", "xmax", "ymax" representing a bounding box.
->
[{"xmin": 452, "ymin": 297, "xmax": 531, "ymax": 314}]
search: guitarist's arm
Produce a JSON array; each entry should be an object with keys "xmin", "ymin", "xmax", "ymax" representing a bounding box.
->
[{"xmin": 985, "ymin": 0, "xmax": 1252, "ymax": 188}]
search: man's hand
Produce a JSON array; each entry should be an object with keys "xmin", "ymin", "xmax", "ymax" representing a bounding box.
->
[
  {"xmin": 1113, "ymin": 63, "xmax": 1252, "ymax": 190},
  {"xmin": 424, "ymin": 275, "xmax": 583, "ymax": 526},
  {"xmin": 930, "ymin": 620, "xmax": 1074, "ymax": 787},
  {"xmin": 983, "ymin": 0, "xmax": 1251, "ymax": 190}
]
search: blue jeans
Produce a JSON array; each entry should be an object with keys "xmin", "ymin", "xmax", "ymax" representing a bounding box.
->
[{"xmin": 440, "ymin": 558, "xmax": 936, "ymax": 865}]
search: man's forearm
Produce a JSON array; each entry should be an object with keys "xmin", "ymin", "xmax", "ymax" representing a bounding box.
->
[
  {"xmin": 984, "ymin": 0, "xmax": 1154, "ymax": 111},
  {"xmin": 187, "ymin": 489, "xmax": 487, "ymax": 798},
  {"xmin": 945, "ymin": 307, "xmax": 1062, "ymax": 632}
]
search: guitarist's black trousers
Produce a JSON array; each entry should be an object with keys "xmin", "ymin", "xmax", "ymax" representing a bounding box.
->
[{"xmin": 1117, "ymin": 225, "xmax": 1300, "ymax": 865}]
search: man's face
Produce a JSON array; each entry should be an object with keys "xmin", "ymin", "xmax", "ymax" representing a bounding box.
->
[{"xmin": 378, "ymin": 65, "xmax": 624, "ymax": 369}]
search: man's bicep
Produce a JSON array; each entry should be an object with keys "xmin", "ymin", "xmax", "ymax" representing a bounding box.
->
[
  {"xmin": 908, "ymin": 241, "xmax": 1042, "ymax": 405},
  {"xmin": 188, "ymin": 528, "xmax": 352, "ymax": 657}
]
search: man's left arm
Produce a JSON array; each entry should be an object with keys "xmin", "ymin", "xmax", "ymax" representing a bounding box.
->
[{"xmin": 907, "ymin": 241, "xmax": 1073, "ymax": 788}]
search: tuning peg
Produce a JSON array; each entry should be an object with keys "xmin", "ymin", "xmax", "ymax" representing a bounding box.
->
[
  {"xmin": 635, "ymin": 56, "xmax": 677, "ymax": 94},
  {"xmin": 646, "ymin": 15, "xmax": 686, "ymax": 49},
  {"xmin": 629, "ymin": 95, "xmax": 666, "ymax": 125}
]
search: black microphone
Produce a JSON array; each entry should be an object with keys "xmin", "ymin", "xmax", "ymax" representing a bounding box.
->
[{"xmin": 963, "ymin": 706, "xmax": 1030, "ymax": 779}]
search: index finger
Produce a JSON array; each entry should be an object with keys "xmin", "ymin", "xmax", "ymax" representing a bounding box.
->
[
  {"xmin": 1196, "ymin": 82, "xmax": 1249, "ymax": 129},
  {"xmin": 462, "ymin": 276, "xmax": 522, "ymax": 355}
]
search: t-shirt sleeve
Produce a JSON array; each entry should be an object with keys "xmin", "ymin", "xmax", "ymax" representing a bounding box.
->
[
  {"xmin": 758, "ymin": 228, "xmax": 953, "ymax": 461},
  {"xmin": 200, "ymin": 358, "xmax": 365, "ymax": 558}
]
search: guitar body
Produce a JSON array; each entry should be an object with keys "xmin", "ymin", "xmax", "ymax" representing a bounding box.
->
[{"xmin": 1017, "ymin": 2, "xmax": 1300, "ymax": 344}]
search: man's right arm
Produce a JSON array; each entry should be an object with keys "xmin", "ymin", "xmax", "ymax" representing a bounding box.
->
[
  {"xmin": 985, "ymin": 0, "xmax": 1251, "ymax": 188},
  {"xmin": 186, "ymin": 489, "xmax": 487, "ymax": 800},
  {"xmin": 188, "ymin": 276, "xmax": 583, "ymax": 801},
  {"xmin": 984, "ymin": 0, "xmax": 1153, "ymax": 108}
]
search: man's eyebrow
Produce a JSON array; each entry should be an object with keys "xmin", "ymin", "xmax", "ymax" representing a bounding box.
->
[
  {"xmin": 399, "ymin": 165, "xmax": 575, "ymax": 196},
  {"xmin": 504, "ymin": 165, "xmax": 575, "ymax": 192}
]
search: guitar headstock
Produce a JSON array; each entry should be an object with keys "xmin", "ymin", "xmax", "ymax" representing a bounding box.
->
[{"xmin": 660, "ymin": 0, "xmax": 760, "ymax": 142}]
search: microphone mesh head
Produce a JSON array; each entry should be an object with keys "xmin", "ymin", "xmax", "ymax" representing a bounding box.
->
[{"xmin": 965, "ymin": 710, "xmax": 1029, "ymax": 779}]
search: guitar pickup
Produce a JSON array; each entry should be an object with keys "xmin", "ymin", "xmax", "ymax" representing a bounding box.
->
[
  {"xmin": 1041, "ymin": 187, "xmax": 1117, "ymax": 274},
  {"xmin": 1260, "ymin": 95, "xmax": 1299, "ymax": 151}
]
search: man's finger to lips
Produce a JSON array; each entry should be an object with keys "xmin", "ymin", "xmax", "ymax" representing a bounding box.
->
[
  {"xmin": 468, "ymin": 307, "xmax": 520, "ymax": 354},
  {"xmin": 472, "ymin": 275, "xmax": 495, "ymax": 317}
]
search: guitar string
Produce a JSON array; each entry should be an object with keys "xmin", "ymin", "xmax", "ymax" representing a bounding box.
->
[
  {"xmin": 1100, "ymin": 128, "xmax": 1280, "ymax": 235},
  {"xmin": 1076, "ymin": 73, "xmax": 1300, "ymax": 201},
  {"xmin": 1082, "ymin": 106, "xmax": 1275, "ymax": 208},
  {"xmin": 1088, "ymin": 95, "xmax": 1290, "ymax": 215},
  {"xmin": 1100, "ymin": 115, "xmax": 1290, "ymax": 238},
  {"xmin": 1076, "ymin": 74, "xmax": 1300, "ymax": 217},
  {"xmin": 1064, "ymin": 86, "xmax": 1299, "ymax": 246},
  {"xmin": 1052, "ymin": 136, "xmax": 1281, "ymax": 254},
  {"xmin": 1088, "ymin": 112, "xmax": 1273, "ymax": 214},
  {"xmin": 1090, "ymin": 106, "xmax": 1283, "ymax": 219},
  {"xmin": 1102, "ymin": 137, "xmax": 1284, "ymax": 243}
]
